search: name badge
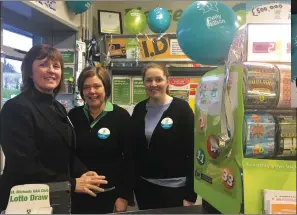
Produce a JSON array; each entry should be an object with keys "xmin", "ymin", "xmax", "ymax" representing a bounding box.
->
[
  {"xmin": 97, "ymin": 128, "xmax": 110, "ymax": 139},
  {"xmin": 161, "ymin": 117, "xmax": 173, "ymax": 129}
]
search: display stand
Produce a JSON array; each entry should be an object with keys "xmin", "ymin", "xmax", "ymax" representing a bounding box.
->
[
  {"xmin": 194, "ymin": 22, "xmax": 295, "ymax": 214},
  {"xmin": 100, "ymin": 34, "xmax": 215, "ymax": 114}
]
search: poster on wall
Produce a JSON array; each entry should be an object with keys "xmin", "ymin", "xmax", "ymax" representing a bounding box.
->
[
  {"xmin": 112, "ymin": 76, "xmax": 131, "ymax": 105},
  {"xmin": 59, "ymin": 49, "xmax": 75, "ymax": 64},
  {"xmin": 132, "ymin": 77, "xmax": 147, "ymax": 104},
  {"xmin": 168, "ymin": 77, "xmax": 200, "ymax": 112},
  {"xmin": 169, "ymin": 77, "xmax": 190, "ymax": 101}
]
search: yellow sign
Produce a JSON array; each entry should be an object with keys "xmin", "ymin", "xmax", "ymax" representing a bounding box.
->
[{"xmin": 106, "ymin": 35, "xmax": 190, "ymax": 61}]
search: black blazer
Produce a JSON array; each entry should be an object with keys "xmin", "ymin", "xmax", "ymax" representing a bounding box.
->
[
  {"xmin": 0, "ymin": 88, "xmax": 87, "ymax": 210},
  {"xmin": 131, "ymin": 97, "xmax": 197, "ymax": 203}
]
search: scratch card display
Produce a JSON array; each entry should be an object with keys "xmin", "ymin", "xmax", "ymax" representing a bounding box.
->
[
  {"xmin": 243, "ymin": 63, "xmax": 279, "ymax": 109},
  {"xmin": 277, "ymin": 118, "xmax": 297, "ymax": 157},
  {"xmin": 244, "ymin": 113, "xmax": 276, "ymax": 158},
  {"xmin": 275, "ymin": 64, "xmax": 291, "ymax": 108}
]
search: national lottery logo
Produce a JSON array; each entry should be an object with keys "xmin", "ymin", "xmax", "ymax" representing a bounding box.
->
[
  {"xmin": 97, "ymin": 128, "xmax": 110, "ymax": 140},
  {"xmin": 161, "ymin": 117, "xmax": 173, "ymax": 129}
]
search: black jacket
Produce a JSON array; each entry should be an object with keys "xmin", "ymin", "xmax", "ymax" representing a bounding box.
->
[
  {"xmin": 0, "ymin": 88, "xmax": 87, "ymax": 210},
  {"xmin": 68, "ymin": 104, "xmax": 134, "ymax": 200},
  {"xmin": 131, "ymin": 97, "xmax": 197, "ymax": 203}
]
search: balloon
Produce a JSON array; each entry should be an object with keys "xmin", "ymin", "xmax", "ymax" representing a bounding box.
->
[
  {"xmin": 232, "ymin": 3, "xmax": 246, "ymax": 12},
  {"xmin": 124, "ymin": 9, "xmax": 147, "ymax": 34},
  {"xmin": 147, "ymin": 7, "xmax": 171, "ymax": 33},
  {"xmin": 177, "ymin": 1, "xmax": 239, "ymax": 65},
  {"xmin": 235, "ymin": 10, "xmax": 246, "ymax": 27},
  {"xmin": 66, "ymin": 1, "xmax": 92, "ymax": 14}
]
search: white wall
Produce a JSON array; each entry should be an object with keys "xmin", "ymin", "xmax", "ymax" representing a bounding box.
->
[
  {"xmin": 23, "ymin": 1, "xmax": 81, "ymax": 31},
  {"xmin": 92, "ymin": 1, "xmax": 245, "ymax": 36}
]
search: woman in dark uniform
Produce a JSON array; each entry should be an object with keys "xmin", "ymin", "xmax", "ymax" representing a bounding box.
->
[
  {"xmin": 68, "ymin": 66, "xmax": 134, "ymax": 214},
  {"xmin": 0, "ymin": 45, "xmax": 107, "ymax": 211},
  {"xmin": 131, "ymin": 63, "xmax": 197, "ymax": 210}
]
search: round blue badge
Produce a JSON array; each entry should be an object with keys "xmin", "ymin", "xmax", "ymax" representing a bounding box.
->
[
  {"xmin": 161, "ymin": 117, "xmax": 173, "ymax": 129},
  {"xmin": 97, "ymin": 128, "xmax": 110, "ymax": 139}
]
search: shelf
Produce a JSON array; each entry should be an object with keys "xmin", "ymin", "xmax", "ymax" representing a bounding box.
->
[
  {"xmin": 245, "ymin": 108, "xmax": 296, "ymax": 115},
  {"xmin": 110, "ymin": 58, "xmax": 196, "ymax": 63},
  {"xmin": 110, "ymin": 66, "xmax": 216, "ymax": 76}
]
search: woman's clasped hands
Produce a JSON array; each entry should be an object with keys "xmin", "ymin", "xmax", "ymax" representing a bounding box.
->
[{"xmin": 75, "ymin": 171, "xmax": 108, "ymax": 197}]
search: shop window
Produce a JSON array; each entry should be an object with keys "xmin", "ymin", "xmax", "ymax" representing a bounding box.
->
[
  {"xmin": 2, "ymin": 57, "xmax": 22, "ymax": 104},
  {"xmin": 3, "ymin": 24, "xmax": 33, "ymax": 52}
]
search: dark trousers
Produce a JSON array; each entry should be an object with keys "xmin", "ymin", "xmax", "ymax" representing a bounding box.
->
[
  {"xmin": 134, "ymin": 177, "xmax": 184, "ymax": 210},
  {"xmin": 71, "ymin": 190, "xmax": 117, "ymax": 214}
]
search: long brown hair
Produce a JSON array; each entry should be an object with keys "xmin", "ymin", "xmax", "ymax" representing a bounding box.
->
[
  {"xmin": 142, "ymin": 63, "xmax": 170, "ymax": 94},
  {"xmin": 21, "ymin": 44, "xmax": 64, "ymax": 95}
]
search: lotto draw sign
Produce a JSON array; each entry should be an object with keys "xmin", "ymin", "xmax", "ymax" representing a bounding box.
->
[{"xmin": 9, "ymin": 188, "xmax": 49, "ymax": 203}]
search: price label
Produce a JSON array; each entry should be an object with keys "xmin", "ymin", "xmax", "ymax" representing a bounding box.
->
[
  {"xmin": 252, "ymin": 42, "xmax": 276, "ymax": 53},
  {"xmin": 222, "ymin": 168, "xmax": 235, "ymax": 190},
  {"xmin": 196, "ymin": 148, "xmax": 205, "ymax": 165}
]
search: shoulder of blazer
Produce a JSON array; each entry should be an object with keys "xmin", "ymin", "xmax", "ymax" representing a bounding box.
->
[
  {"xmin": 54, "ymin": 100, "xmax": 67, "ymax": 115},
  {"xmin": 68, "ymin": 106, "xmax": 84, "ymax": 118},
  {"xmin": 1, "ymin": 92, "xmax": 33, "ymax": 113},
  {"xmin": 132, "ymin": 99, "xmax": 148, "ymax": 115},
  {"xmin": 171, "ymin": 97, "xmax": 192, "ymax": 111},
  {"xmin": 112, "ymin": 104, "xmax": 130, "ymax": 118}
]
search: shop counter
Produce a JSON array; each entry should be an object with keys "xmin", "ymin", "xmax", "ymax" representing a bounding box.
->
[{"xmin": 123, "ymin": 205, "xmax": 205, "ymax": 214}]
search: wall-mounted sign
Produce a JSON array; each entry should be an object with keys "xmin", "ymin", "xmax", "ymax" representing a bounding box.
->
[
  {"xmin": 246, "ymin": 1, "xmax": 291, "ymax": 24},
  {"xmin": 106, "ymin": 35, "xmax": 190, "ymax": 61},
  {"xmin": 247, "ymin": 24, "xmax": 291, "ymax": 62},
  {"xmin": 38, "ymin": 1, "xmax": 56, "ymax": 12}
]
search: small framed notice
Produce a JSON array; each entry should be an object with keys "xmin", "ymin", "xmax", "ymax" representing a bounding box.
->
[{"xmin": 98, "ymin": 10, "xmax": 123, "ymax": 34}]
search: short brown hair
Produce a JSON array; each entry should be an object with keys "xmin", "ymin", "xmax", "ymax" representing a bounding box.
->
[
  {"xmin": 21, "ymin": 44, "xmax": 64, "ymax": 95},
  {"xmin": 77, "ymin": 66, "xmax": 111, "ymax": 101},
  {"xmin": 142, "ymin": 63, "xmax": 170, "ymax": 94}
]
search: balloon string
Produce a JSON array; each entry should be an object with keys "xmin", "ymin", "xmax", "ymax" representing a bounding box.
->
[{"xmin": 135, "ymin": 34, "xmax": 140, "ymax": 66}]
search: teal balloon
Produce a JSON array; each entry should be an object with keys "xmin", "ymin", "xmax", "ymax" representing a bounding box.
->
[
  {"xmin": 148, "ymin": 7, "xmax": 171, "ymax": 33},
  {"xmin": 66, "ymin": 1, "xmax": 92, "ymax": 14},
  {"xmin": 177, "ymin": 1, "xmax": 239, "ymax": 65}
]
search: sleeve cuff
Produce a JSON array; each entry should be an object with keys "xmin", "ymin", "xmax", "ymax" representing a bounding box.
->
[{"xmin": 184, "ymin": 191, "xmax": 197, "ymax": 203}]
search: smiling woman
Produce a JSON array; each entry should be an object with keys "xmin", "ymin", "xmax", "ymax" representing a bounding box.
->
[
  {"xmin": 21, "ymin": 45, "xmax": 65, "ymax": 95},
  {"xmin": 68, "ymin": 66, "xmax": 134, "ymax": 214},
  {"xmin": 0, "ymin": 45, "xmax": 108, "ymax": 211}
]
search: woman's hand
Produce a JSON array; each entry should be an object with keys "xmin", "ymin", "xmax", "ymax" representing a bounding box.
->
[
  {"xmin": 183, "ymin": 199, "xmax": 195, "ymax": 206},
  {"xmin": 114, "ymin": 198, "xmax": 128, "ymax": 212},
  {"xmin": 75, "ymin": 175, "xmax": 108, "ymax": 197},
  {"xmin": 81, "ymin": 171, "xmax": 99, "ymax": 177}
]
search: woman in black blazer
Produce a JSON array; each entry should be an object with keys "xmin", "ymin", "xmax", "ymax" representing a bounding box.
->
[
  {"xmin": 68, "ymin": 66, "xmax": 134, "ymax": 214},
  {"xmin": 131, "ymin": 63, "xmax": 197, "ymax": 210},
  {"xmin": 0, "ymin": 45, "xmax": 107, "ymax": 211}
]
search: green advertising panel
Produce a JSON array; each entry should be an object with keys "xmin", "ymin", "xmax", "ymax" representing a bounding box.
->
[
  {"xmin": 132, "ymin": 78, "xmax": 147, "ymax": 104},
  {"xmin": 243, "ymin": 158, "xmax": 296, "ymax": 214},
  {"xmin": 112, "ymin": 77, "xmax": 131, "ymax": 105},
  {"xmin": 194, "ymin": 65, "xmax": 244, "ymax": 214}
]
